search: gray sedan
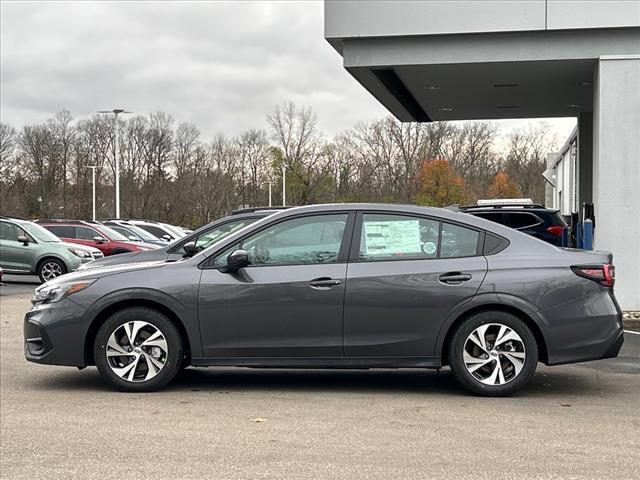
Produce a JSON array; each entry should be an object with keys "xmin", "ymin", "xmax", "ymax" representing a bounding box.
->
[{"xmin": 24, "ymin": 204, "xmax": 623, "ymax": 396}]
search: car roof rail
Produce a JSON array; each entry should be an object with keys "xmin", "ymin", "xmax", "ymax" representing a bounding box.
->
[
  {"xmin": 106, "ymin": 218, "xmax": 161, "ymax": 224},
  {"xmin": 459, "ymin": 203, "xmax": 546, "ymax": 210},
  {"xmin": 230, "ymin": 206, "xmax": 289, "ymax": 215},
  {"xmin": 0, "ymin": 215, "xmax": 27, "ymax": 221},
  {"xmin": 35, "ymin": 218, "xmax": 89, "ymax": 224}
]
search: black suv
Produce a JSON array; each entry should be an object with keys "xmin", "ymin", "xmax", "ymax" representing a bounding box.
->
[{"xmin": 459, "ymin": 203, "xmax": 568, "ymax": 246}]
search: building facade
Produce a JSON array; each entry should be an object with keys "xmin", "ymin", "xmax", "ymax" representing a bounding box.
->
[{"xmin": 325, "ymin": 0, "xmax": 640, "ymax": 309}]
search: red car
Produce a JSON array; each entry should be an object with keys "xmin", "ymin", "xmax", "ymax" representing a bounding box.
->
[{"xmin": 37, "ymin": 220, "xmax": 159, "ymax": 256}]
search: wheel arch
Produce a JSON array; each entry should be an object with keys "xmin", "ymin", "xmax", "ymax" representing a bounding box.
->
[
  {"xmin": 439, "ymin": 303, "xmax": 548, "ymax": 365},
  {"xmin": 35, "ymin": 255, "xmax": 69, "ymax": 275},
  {"xmin": 84, "ymin": 299, "xmax": 192, "ymax": 366}
]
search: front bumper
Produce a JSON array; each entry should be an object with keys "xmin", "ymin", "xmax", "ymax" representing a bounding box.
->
[{"xmin": 24, "ymin": 299, "xmax": 90, "ymax": 367}]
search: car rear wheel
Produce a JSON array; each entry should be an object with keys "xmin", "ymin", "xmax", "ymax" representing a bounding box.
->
[
  {"xmin": 37, "ymin": 258, "xmax": 66, "ymax": 283},
  {"xmin": 448, "ymin": 311, "xmax": 538, "ymax": 397},
  {"xmin": 94, "ymin": 307, "xmax": 183, "ymax": 392}
]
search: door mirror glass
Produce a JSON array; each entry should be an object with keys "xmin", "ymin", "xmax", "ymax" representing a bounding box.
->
[
  {"xmin": 225, "ymin": 249, "xmax": 249, "ymax": 273},
  {"xmin": 17, "ymin": 235, "xmax": 30, "ymax": 246},
  {"xmin": 182, "ymin": 241, "xmax": 198, "ymax": 257}
]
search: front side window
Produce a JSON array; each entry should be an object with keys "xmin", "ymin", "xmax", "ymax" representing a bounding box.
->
[
  {"xmin": 213, "ymin": 214, "xmax": 348, "ymax": 267},
  {"xmin": 75, "ymin": 226, "xmax": 99, "ymax": 240},
  {"xmin": 140, "ymin": 225, "xmax": 171, "ymax": 239},
  {"xmin": 0, "ymin": 221, "xmax": 20, "ymax": 242}
]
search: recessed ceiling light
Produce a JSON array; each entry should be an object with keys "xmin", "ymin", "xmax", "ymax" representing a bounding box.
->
[
  {"xmin": 438, "ymin": 107, "xmax": 454, "ymax": 112},
  {"xmin": 496, "ymin": 105, "xmax": 519, "ymax": 109},
  {"xmin": 578, "ymin": 81, "xmax": 592, "ymax": 86},
  {"xmin": 568, "ymin": 104, "xmax": 582, "ymax": 108},
  {"xmin": 426, "ymin": 85, "xmax": 441, "ymax": 91},
  {"xmin": 493, "ymin": 83, "xmax": 520, "ymax": 88}
]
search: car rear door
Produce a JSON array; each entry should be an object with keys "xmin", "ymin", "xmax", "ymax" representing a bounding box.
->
[
  {"xmin": 343, "ymin": 212, "xmax": 487, "ymax": 357},
  {"xmin": 197, "ymin": 212, "xmax": 354, "ymax": 358}
]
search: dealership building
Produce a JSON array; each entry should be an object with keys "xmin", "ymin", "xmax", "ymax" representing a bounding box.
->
[{"xmin": 325, "ymin": 0, "xmax": 640, "ymax": 309}]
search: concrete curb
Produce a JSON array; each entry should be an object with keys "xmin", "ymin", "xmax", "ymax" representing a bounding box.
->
[{"xmin": 623, "ymin": 311, "xmax": 640, "ymax": 329}]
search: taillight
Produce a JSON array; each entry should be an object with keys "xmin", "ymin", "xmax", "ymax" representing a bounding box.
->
[
  {"xmin": 571, "ymin": 264, "xmax": 615, "ymax": 287},
  {"xmin": 546, "ymin": 226, "xmax": 564, "ymax": 236}
]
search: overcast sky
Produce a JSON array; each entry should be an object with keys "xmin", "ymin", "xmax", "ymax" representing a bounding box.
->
[{"xmin": 1, "ymin": 0, "xmax": 576, "ymax": 141}]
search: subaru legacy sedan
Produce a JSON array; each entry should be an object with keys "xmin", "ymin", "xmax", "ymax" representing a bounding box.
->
[{"xmin": 24, "ymin": 204, "xmax": 623, "ymax": 396}]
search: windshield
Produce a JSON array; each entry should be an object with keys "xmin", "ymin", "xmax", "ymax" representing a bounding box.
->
[
  {"xmin": 98, "ymin": 225, "xmax": 129, "ymax": 241},
  {"xmin": 21, "ymin": 222, "xmax": 62, "ymax": 242}
]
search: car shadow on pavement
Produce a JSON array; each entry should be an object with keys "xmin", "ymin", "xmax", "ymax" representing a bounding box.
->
[{"xmin": 28, "ymin": 365, "xmax": 624, "ymax": 398}]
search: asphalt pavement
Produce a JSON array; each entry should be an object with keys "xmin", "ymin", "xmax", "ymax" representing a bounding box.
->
[
  {"xmin": 0, "ymin": 274, "xmax": 40, "ymax": 297},
  {"xmin": 0, "ymin": 294, "xmax": 638, "ymax": 479}
]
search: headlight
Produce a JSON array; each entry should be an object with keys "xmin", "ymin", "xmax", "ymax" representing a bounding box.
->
[
  {"xmin": 68, "ymin": 248, "xmax": 92, "ymax": 259},
  {"xmin": 33, "ymin": 280, "xmax": 95, "ymax": 304}
]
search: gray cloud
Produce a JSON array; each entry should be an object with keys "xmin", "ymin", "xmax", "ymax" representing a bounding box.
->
[{"xmin": 1, "ymin": 0, "xmax": 575, "ymax": 141}]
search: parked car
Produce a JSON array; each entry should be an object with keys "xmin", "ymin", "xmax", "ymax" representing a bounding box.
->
[
  {"xmin": 458, "ymin": 199, "xmax": 569, "ymax": 246},
  {"xmin": 101, "ymin": 221, "xmax": 167, "ymax": 246},
  {"xmin": 107, "ymin": 219, "xmax": 186, "ymax": 242},
  {"xmin": 36, "ymin": 220, "xmax": 159, "ymax": 257},
  {"xmin": 25, "ymin": 204, "xmax": 622, "ymax": 396},
  {"xmin": 0, "ymin": 266, "xmax": 4, "ymax": 285},
  {"xmin": 0, "ymin": 216, "xmax": 103, "ymax": 282},
  {"xmin": 79, "ymin": 208, "xmax": 283, "ymax": 270}
]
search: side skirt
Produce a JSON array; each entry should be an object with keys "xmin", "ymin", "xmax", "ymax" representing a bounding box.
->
[{"xmin": 190, "ymin": 356, "xmax": 442, "ymax": 369}]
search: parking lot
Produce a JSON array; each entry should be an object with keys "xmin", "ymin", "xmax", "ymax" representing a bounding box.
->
[{"xmin": 1, "ymin": 290, "xmax": 639, "ymax": 479}]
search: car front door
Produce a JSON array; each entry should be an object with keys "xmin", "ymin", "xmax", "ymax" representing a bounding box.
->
[
  {"xmin": 0, "ymin": 221, "xmax": 35, "ymax": 272},
  {"xmin": 343, "ymin": 212, "xmax": 487, "ymax": 357},
  {"xmin": 197, "ymin": 212, "xmax": 353, "ymax": 358}
]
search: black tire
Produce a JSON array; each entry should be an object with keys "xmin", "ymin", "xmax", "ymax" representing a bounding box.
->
[
  {"xmin": 448, "ymin": 311, "xmax": 538, "ymax": 397},
  {"xmin": 94, "ymin": 307, "xmax": 183, "ymax": 392},
  {"xmin": 37, "ymin": 258, "xmax": 67, "ymax": 283}
]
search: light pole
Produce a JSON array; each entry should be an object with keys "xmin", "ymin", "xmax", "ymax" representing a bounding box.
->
[
  {"xmin": 281, "ymin": 164, "xmax": 288, "ymax": 206},
  {"xmin": 84, "ymin": 165, "xmax": 98, "ymax": 221},
  {"xmin": 268, "ymin": 181, "xmax": 272, "ymax": 207},
  {"xmin": 98, "ymin": 109, "xmax": 131, "ymax": 218}
]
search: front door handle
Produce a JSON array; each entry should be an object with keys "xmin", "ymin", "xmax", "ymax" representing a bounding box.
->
[
  {"xmin": 439, "ymin": 272, "xmax": 472, "ymax": 284},
  {"xmin": 309, "ymin": 277, "xmax": 342, "ymax": 289}
]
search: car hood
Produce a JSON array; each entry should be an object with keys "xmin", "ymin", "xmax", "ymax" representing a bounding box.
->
[
  {"xmin": 59, "ymin": 241, "xmax": 101, "ymax": 254},
  {"xmin": 80, "ymin": 251, "xmax": 141, "ymax": 269},
  {"xmin": 44, "ymin": 260, "xmax": 169, "ymax": 286}
]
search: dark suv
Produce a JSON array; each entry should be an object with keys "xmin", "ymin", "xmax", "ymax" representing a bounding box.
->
[{"xmin": 460, "ymin": 203, "xmax": 568, "ymax": 246}]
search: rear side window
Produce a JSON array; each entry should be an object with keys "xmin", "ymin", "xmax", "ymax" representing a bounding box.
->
[
  {"xmin": 504, "ymin": 212, "xmax": 542, "ymax": 229},
  {"xmin": 44, "ymin": 225, "xmax": 75, "ymax": 237},
  {"xmin": 357, "ymin": 214, "xmax": 480, "ymax": 262}
]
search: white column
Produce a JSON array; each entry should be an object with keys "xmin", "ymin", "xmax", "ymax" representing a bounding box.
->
[{"xmin": 593, "ymin": 55, "xmax": 640, "ymax": 310}]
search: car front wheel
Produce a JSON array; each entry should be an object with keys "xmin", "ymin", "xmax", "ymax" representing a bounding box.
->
[
  {"xmin": 94, "ymin": 307, "xmax": 183, "ymax": 392},
  {"xmin": 37, "ymin": 258, "xmax": 66, "ymax": 283},
  {"xmin": 448, "ymin": 311, "xmax": 538, "ymax": 397}
]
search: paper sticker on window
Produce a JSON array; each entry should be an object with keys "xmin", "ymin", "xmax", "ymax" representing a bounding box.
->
[{"xmin": 364, "ymin": 219, "xmax": 421, "ymax": 255}]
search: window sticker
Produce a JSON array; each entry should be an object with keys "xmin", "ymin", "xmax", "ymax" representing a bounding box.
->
[{"xmin": 364, "ymin": 219, "xmax": 421, "ymax": 256}]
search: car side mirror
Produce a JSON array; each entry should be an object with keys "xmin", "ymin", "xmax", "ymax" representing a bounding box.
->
[
  {"xmin": 182, "ymin": 241, "xmax": 197, "ymax": 257},
  {"xmin": 128, "ymin": 236, "xmax": 138, "ymax": 241},
  {"xmin": 224, "ymin": 249, "xmax": 249, "ymax": 273},
  {"xmin": 17, "ymin": 235, "xmax": 29, "ymax": 246},
  {"xmin": 162, "ymin": 234, "xmax": 172, "ymax": 241},
  {"xmin": 93, "ymin": 236, "xmax": 105, "ymax": 244}
]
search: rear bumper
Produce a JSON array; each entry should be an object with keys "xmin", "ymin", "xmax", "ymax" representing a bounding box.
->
[{"xmin": 541, "ymin": 289, "xmax": 624, "ymax": 366}]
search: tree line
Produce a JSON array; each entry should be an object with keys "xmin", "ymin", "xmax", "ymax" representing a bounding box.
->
[{"xmin": 0, "ymin": 102, "xmax": 558, "ymax": 228}]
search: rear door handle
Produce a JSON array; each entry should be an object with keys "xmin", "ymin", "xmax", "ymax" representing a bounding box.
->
[
  {"xmin": 309, "ymin": 277, "xmax": 342, "ymax": 289},
  {"xmin": 439, "ymin": 273, "xmax": 472, "ymax": 284}
]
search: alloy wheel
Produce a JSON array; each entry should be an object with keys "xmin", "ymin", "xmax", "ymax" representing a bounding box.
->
[
  {"xmin": 40, "ymin": 261, "xmax": 63, "ymax": 281},
  {"xmin": 105, "ymin": 321, "xmax": 168, "ymax": 382},
  {"xmin": 463, "ymin": 323, "xmax": 526, "ymax": 386}
]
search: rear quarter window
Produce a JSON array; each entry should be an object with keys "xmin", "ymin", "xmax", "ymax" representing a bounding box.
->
[{"xmin": 504, "ymin": 212, "xmax": 542, "ymax": 229}]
